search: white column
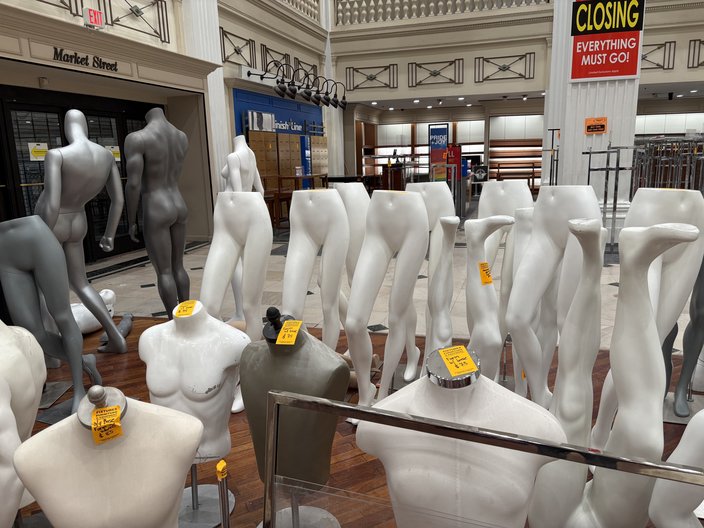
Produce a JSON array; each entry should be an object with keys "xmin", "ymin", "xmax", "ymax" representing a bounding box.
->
[
  {"xmin": 180, "ymin": 0, "xmax": 230, "ymax": 195},
  {"xmin": 322, "ymin": 0, "xmax": 345, "ymax": 176}
]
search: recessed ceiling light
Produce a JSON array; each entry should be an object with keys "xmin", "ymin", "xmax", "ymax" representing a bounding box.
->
[
  {"xmin": 458, "ymin": 97, "xmax": 465, "ymax": 101},
  {"xmin": 371, "ymin": 101, "xmax": 377, "ymax": 105},
  {"xmin": 466, "ymin": 103, "xmax": 472, "ymax": 107},
  {"xmin": 389, "ymin": 107, "xmax": 394, "ymax": 111},
  {"xmin": 541, "ymin": 91, "xmax": 546, "ymax": 96},
  {"xmin": 413, "ymin": 99, "xmax": 420, "ymax": 103},
  {"xmin": 677, "ymin": 94, "xmax": 684, "ymax": 98},
  {"xmin": 691, "ymin": 89, "xmax": 698, "ymax": 93},
  {"xmin": 522, "ymin": 95, "xmax": 528, "ymax": 101},
  {"xmin": 427, "ymin": 105, "xmax": 433, "ymax": 109}
]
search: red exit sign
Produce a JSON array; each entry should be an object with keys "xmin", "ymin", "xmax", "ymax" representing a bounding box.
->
[{"xmin": 83, "ymin": 7, "xmax": 106, "ymax": 29}]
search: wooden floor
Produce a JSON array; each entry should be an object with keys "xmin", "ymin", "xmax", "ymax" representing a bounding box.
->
[{"xmin": 22, "ymin": 317, "xmax": 695, "ymax": 527}]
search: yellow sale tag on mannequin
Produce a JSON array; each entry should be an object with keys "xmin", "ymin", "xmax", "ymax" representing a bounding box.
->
[
  {"xmin": 438, "ymin": 345, "xmax": 478, "ymax": 377},
  {"xmin": 478, "ymin": 262, "xmax": 493, "ymax": 285},
  {"xmin": 175, "ymin": 300, "xmax": 197, "ymax": 318},
  {"xmin": 276, "ymin": 320, "xmax": 303, "ymax": 345},
  {"xmin": 91, "ymin": 405, "xmax": 122, "ymax": 445},
  {"xmin": 216, "ymin": 460, "xmax": 228, "ymax": 481},
  {"xmin": 521, "ymin": 370, "xmax": 526, "ymax": 380}
]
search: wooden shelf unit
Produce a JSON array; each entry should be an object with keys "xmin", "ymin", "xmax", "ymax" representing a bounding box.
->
[{"xmin": 488, "ymin": 138, "xmax": 543, "ymax": 192}]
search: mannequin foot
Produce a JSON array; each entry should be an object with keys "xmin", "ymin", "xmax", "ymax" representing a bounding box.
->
[
  {"xmin": 81, "ymin": 354, "xmax": 102, "ymax": 386},
  {"xmin": 98, "ymin": 334, "xmax": 127, "ymax": 354},
  {"xmin": 45, "ymin": 355, "xmax": 62, "ymax": 369},
  {"xmin": 99, "ymin": 331, "xmax": 108, "ymax": 345},
  {"xmin": 71, "ymin": 393, "xmax": 83, "ymax": 414},
  {"xmin": 532, "ymin": 388, "xmax": 553, "ymax": 409},
  {"xmin": 673, "ymin": 389, "xmax": 692, "ymax": 418},
  {"xmin": 403, "ymin": 346, "xmax": 421, "ymax": 381},
  {"xmin": 357, "ymin": 381, "xmax": 377, "ymax": 407},
  {"xmin": 116, "ymin": 313, "xmax": 133, "ymax": 337},
  {"xmin": 231, "ymin": 384, "xmax": 245, "ymax": 413},
  {"xmin": 590, "ymin": 426, "xmax": 609, "ymax": 452}
]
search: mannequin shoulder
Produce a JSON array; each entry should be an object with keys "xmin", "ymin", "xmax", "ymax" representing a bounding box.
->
[
  {"xmin": 132, "ymin": 399, "xmax": 203, "ymax": 444},
  {"xmin": 123, "ymin": 132, "xmax": 145, "ymax": 153}
]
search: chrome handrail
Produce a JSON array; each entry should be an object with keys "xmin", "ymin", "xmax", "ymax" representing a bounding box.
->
[{"xmin": 263, "ymin": 390, "xmax": 704, "ymax": 527}]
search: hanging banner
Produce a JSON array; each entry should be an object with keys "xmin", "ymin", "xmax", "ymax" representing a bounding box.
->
[
  {"xmin": 570, "ymin": 0, "xmax": 645, "ymax": 82},
  {"xmin": 429, "ymin": 123, "xmax": 449, "ymax": 181}
]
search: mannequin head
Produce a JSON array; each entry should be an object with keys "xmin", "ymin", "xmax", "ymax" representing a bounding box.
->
[{"xmin": 64, "ymin": 110, "xmax": 88, "ymax": 142}]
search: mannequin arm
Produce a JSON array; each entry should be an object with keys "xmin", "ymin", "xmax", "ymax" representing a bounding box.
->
[
  {"xmin": 36, "ymin": 150, "xmax": 63, "ymax": 230},
  {"xmin": 124, "ymin": 134, "xmax": 144, "ymax": 242},
  {"xmin": 253, "ymin": 165, "xmax": 265, "ymax": 195},
  {"xmin": 0, "ymin": 381, "xmax": 23, "ymax": 528},
  {"xmin": 226, "ymin": 156, "xmax": 243, "ymax": 192},
  {"xmin": 100, "ymin": 160, "xmax": 125, "ymax": 252}
]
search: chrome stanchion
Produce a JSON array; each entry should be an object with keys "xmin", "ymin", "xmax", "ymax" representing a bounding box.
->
[{"xmin": 217, "ymin": 460, "xmax": 231, "ymax": 528}]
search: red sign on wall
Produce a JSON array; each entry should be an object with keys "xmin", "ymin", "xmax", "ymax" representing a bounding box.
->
[{"xmin": 570, "ymin": 0, "xmax": 645, "ymax": 82}]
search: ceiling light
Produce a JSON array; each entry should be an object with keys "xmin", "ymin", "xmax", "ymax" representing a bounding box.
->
[
  {"xmin": 541, "ymin": 91, "xmax": 546, "ymax": 96},
  {"xmin": 677, "ymin": 94, "xmax": 684, "ymax": 98},
  {"xmin": 466, "ymin": 103, "xmax": 472, "ymax": 107},
  {"xmin": 413, "ymin": 99, "xmax": 420, "ymax": 103},
  {"xmin": 458, "ymin": 97, "xmax": 465, "ymax": 101},
  {"xmin": 691, "ymin": 89, "xmax": 698, "ymax": 93},
  {"xmin": 522, "ymin": 95, "xmax": 527, "ymax": 101},
  {"xmin": 389, "ymin": 107, "xmax": 394, "ymax": 111},
  {"xmin": 438, "ymin": 100, "xmax": 443, "ymax": 105},
  {"xmin": 371, "ymin": 101, "xmax": 377, "ymax": 105},
  {"xmin": 427, "ymin": 105, "xmax": 432, "ymax": 109}
]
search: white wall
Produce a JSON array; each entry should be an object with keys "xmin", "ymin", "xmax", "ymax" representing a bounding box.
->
[
  {"xmin": 489, "ymin": 115, "xmax": 543, "ymax": 140},
  {"xmin": 635, "ymin": 113, "xmax": 704, "ymax": 135},
  {"xmin": 377, "ymin": 123, "xmax": 412, "ymax": 145}
]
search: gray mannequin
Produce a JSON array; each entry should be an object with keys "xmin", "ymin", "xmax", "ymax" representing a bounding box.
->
[
  {"xmin": 0, "ymin": 216, "xmax": 100, "ymax": 413},
  {"xmin": 34, "ymin": 109, "xmax": 128, "ymax": 354},
  {"xmin": 124, "ymin": 107, "xmax": 190, "ymax": 317},
  {"xmin": 240, "ymin": 307, "xmax": 349, "ymax": 486}
]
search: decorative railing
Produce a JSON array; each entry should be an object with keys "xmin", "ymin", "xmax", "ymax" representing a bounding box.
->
[
  {"xmin": 335, "ymin": 0, "xmax": 550, "ymax": 25},
  {"xmin": 277, "ymin": 0, "xmax": 320, "ymax": 22}
]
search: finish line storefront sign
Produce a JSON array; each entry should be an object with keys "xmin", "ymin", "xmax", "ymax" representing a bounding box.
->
[{"xmin": 570, "ymin": 0, "xmax": 645, "ymax": 82}]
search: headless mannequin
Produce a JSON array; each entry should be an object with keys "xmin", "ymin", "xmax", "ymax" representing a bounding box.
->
[
  {"xmin": 35, "ymin": 109, "xmax": 127, "ymax": 354},
  {"xmin": 649, "ymin": 409, "xmax": 704, "ymax": 527},
  {"xmin": 221, "ymin": 135, "xmax": 265, "ymax": 322},
  {"xmin": 139, "ymin": 300, "xmax": 248, "ymax": 460},
  {"xmin": 356, "ymin": 348, "xmax": 565, "ymax": 528},
  {"xmin": 0, "ymin": 216, "xmax": 99, "ymax": 412},
  {"xmin": 529, "ymin": 219, "xmax": 605, "ymax": 528},
  {"xmin": 464, "ymin": 215, "xmax": 515, "ymax": 380},
  {"xmin": 592, "ymin": 189, "xmax": 704, "ymax": 446},
  {"xmin": 0, "ymin": 321, "xmax": 45, "ymax": 528},
  {"xmin": 345, "ymin": 191, "xmax": 429, "ymax": 406},
  {"xmin": 124, "ymin": 107, "xmax": 190, "ymax": 317},
  {"xmin": 281, "ymin": 190, "xmax": 349, "ymax": 349},
  {"xmin": 240, "ymin": 308, "xmax": 349, "ymax": 483},
  {"xmin": 568, "ymin": 223, "xmax": 699, "ymax": 528},
  {"xmin": 425, "ymin": 216, "xmax": 459, "ymax": 354},
  {"xmin": 13, "ymin": 385, "xmax": 203, "ymax": 528},
  {"xmin": 506, "ymin": 185, "xmax": 601, "ymax": 407}
]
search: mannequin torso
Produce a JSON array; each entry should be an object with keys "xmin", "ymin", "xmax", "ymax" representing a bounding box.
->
[{"xmin": 221, "ymin": 135, "xmax": 264, "ymax": 194}]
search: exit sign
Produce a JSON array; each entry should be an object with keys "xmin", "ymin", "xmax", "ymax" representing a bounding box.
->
[{"xmin": 83, "ymin": 8, "xmax": 106, "ymax": 29}]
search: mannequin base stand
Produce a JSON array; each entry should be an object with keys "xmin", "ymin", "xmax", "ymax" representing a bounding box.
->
[
  {"xmin": 179, "ymin": 465, "xmax": 235, "ymax": 528},
  {"xmin": 257, "ymin": 492, "xmax": 340, "ymax": 528},
  {"xmin": 663, "ymin": 392, "xmax": 704, "ymax": 425},
  {"xmin": 36, "ymin": 398, "xmax": 74, "ymax": 425},
  {"xmin": 391, "ymin": 363, "xmax": 416, "ymax": 392},
  {"xmin": 39, "ymin": 381, "xmax": 72, "ymax": 409},
  {"xmin": 13, "ymin": 512, "xmax": 52, "ymax": 528}
]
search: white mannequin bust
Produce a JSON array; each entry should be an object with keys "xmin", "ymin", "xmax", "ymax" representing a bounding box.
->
[
  {"xmin": 356, "ymin": 350, "xmax": 565, "ymax": 528},
  {"xmin": 13, "ymin": 387, "xmax": 203, "ymax": 528},
  {"xmin": 221, "ymin": 135, "xmax": 264, "ymax": 194},
  {"xmin": 0, "ymin": 321, "xmax": 45, "ymax": 528},
  {"xmin": 139, "ymin": 300, "xmax": 249, "ymax": 460}
]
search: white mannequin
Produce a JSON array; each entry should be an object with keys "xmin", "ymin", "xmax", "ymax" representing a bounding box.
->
[
  {"xmin": 406, "ymin": 182, "xmax": 455, "ymax": 377},
  {"xmin": 139, "ymin": 300, "xmax": 249, "ymax": 460},
  {"xmin": 13, "ymin": 390, "xmax": 203, "ymax": 528},
  {"xmin": 282, "ymin": 190, "xmax": 349, "ymax": 349},
  {"xmin": 71, "ymin": 289, "xmax": 115, "ymax": 334},
  {"xmin": 529, "ymin": 219, "xmax": 605, "ymax": 528},
  {"xmin": 356, "ymin": 367, "xmax": 565, "ymax": 527},
  {"xmin": 591, "ymin": 189, "xmax": 704, "ymax": 450},
  {"xmin": 425, "ymin": 216, "xmax": 459, "ymax": 354},
  {"xmin": 649, "ymin": 409, "xmax": 704, "ymax": 528},
  {"xmin": 506, "ymin": 185, "xmax": 601, "ymax": 407},
  {"xmin": 0, "ymin": 321, "xmax": 45, "ymax": 528},
  {"xmin": 345, "ymin": 190, "xmax": 429, "ymax": 406},
  {"xmin": 464, "ymin": 215, "xmax": 515, "ymax": 380},
  {"xmin": 568, "ymin": 223, "xmax": 699, "ymax": 528}
]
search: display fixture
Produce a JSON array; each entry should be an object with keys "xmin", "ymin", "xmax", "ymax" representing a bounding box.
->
[
  {"xmin": 35, "ymin": 109, "xmax": 129, "ymax": 354},
  {"xmin": 124, "ymin": 108, "xmax": 190, "ymax": 317}
]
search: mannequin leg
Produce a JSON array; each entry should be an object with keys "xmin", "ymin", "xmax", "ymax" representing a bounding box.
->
[
  {"xmin": 538, "ymin": 274, "xmax": 559, "ymax": 380},
  {"xmin": 240, "ymin": 223, "xmax": 272, "ymax": 343},
  {"xmin": 676, "ymin": 273, "xmax": 704, "ymax": 416},
  {"xmin": 319, "ymin": 236, "xmax": 347, "ymax": 350},
  {"xmin": 591, "ymin": 370, "xmax": 616, "ymax": 450},
  {"xmin": 63, "ymin": 240, "xmax": 127, "ymax": 353},
  {"xmin": 200, "ymin": 229, "xmax": 239, "ymax": 321},
  {"xmin": 404, "ymin": 303, "xmax": 421, "ymax": 381},
  {"xmin": 498, "ymin": 227, "xmax": 515, "ymax": 342},
  {"xmin": 170, "ymin": 221, "xmax": 191, "ymax": 304},
  {"xmin": 662, "ymin": 323, "xmax": 678, "ymax": 398},
  {"xmin": 484, "ymin": 228, "xmax": 504, "ymax": 269},
  {"xmin": 229, "ymin": 259, "xmax": 245, "ymax": 321},
  {"xmin": 144, "ymin": 222, "xmax": 180, "ymax": 317},
  {"xmin": 281, "ymin": 232, "xmax": 318, "ymax": 323},
  {"xmin": 346, "ymin": 237, "xmax": 393, "ymax": 406},
  {"xmin": 556, "ymin": 233, "xmax": 583, "ymax": 332},
  {"xmin": 506, "ymin": 234, "xmax": 562, "ymax": 407}
]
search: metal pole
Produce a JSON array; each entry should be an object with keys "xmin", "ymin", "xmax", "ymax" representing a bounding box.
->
[
  {"xmin": 263, "ymin": 391, "xmax": 281, "ymax": 528},
  {"xmin": 217, "ymin": 460, "xmax": 231, "ymax": 528},
  {"xmin": 602, "ymin": 150, "xmax": 611, "ymax": 229},
  {"xmin": 191, "ymin": 464, "xmax": 199, "ymax": 511},
  {"xmin": 291, "ymin": 490, "xmax": 301, "ymax": 528},
  {"xmin": 611, "ymin": 149, "xmax": 620, "ymax": 253}
]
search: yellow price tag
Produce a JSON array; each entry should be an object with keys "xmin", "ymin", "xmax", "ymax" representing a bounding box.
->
[
  {"xmin": 175, "ymin": 300, "xmax": 197, "ymax": 318},
  {"xmin": 521, "ymin": 370, "xmax": 526, "ymax": 380},
  {"xmin": 91, "ymin": 405, "xmax": 123, "ymax": 445},
  {"xmin": 438, "ymin": 345, "xmax": 479, "ymax": 377},
  {"xmin": 216, "ymin": 460, "xmax": 228, "ymax": 481},
  {"xmin": 478, "ymin": 262, "xmax": 493, "ymax": 285},
  {"xmin": 276, "ymin": 320, "xmax": 303, "ymax": 345}
]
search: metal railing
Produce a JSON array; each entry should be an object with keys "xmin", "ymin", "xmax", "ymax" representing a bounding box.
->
[{"xmin": 262, "ymin": 390, "xmax": 704, "ymax": 528}]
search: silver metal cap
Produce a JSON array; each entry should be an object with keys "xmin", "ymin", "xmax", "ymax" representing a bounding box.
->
[
  {"xmin": 426, "ymin": 346, "xmax": 481, "ymax": 389},
  {"xmin": 77, "ymin": 385, "xmax": 128, "ymax": 428}
]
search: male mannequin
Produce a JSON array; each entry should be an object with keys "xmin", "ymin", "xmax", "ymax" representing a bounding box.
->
[
  {"xmin": 529, "ymin": 219, "xmax": 605, "ymax": 528},
  {"xmin": 568, "ymin": 223, "xmax": 699, "ymax": 528},
  {"xmin": 464, "ymin": 215, "xmax": 515, "ymax": 380},
  {"xmin": 345, "ymin": 190, "xmax": 429, "ymax": 406},
  {"xmin": 35, "ymin": 109, "xmax": 127, "ymax": 353},
  {"xmin": 592, "ymin": 188, "xmax": 704, "ymax": 445},
  {"xmin": 356, "ymin": 348, "xmax": 565, "ymax": 528},
  {"xmin": 240, "ymin": 307, "xmax": 349, "ymax": 484},
  {"xmin": 0, "ymin": 320, "xmax": 45, "ymax": 528},
  {"xmin": 139, "ymin": 300, "xmax": 249, "ymax": 460},
  {"xmin": 13, "ymin": 385, "xmax": 203, "ymax": 528},
  {"xmin": 0, "ymin": 215, "xmax": 99, "ymax": 413},
  {"xmin": 281, "ymin": 189, "xmax": 349, "ymax": 349},
  {"xmin": 124, "ymin": 107, "xmax": 190, "ymax": 317},
  {"xmin": 506, "ymin": 185, "xmax": 601, "ymax": 407}
]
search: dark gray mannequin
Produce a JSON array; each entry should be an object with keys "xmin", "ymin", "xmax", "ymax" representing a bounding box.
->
[
  {"xmin": 240, "ymin": 307, "xmax": 349, "ymax": 485},
  {"xmin": 34, "ymin": 109, "xmax": 128, "ymax": 354},
  {"xmin": 124, "ymin": 107, "xmax": 189, "ymax": 318},
  {"xmin": 0, "ymin": 216, "xmax": 100, "ymax": 413}
]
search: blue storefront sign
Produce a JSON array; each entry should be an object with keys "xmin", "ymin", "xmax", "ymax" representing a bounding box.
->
[{"xmin": 232, "ymin": 88, "xmax": 324, "ymax": 137}]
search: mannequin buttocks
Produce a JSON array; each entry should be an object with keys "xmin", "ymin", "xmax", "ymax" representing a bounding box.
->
[
  {"xmin": 13, "ymin": 389, "xmax": 203, "ymax": 528},
  {"xmin": 506, "ymin": 185, "xmax": 601, "ymax": 407},
  {"xmin": 282, "ymin": 190, "xmax": 349, "ymax": 349},
  {"xmin": 139, "ymin": 300, "xmax": 249, "ymax": 460},
  {"xmin": 345, "ymin": 190, "xmax": 429, "ymax": 406}
]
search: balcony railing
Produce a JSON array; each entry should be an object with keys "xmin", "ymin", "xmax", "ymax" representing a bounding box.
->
[
  {"xmin": 277, "ymin": 0, "xmax": 321, "ymax": 22},
  {"xmin": 335, "ymin": 0, "xmax": 550, "ymax": 26}
]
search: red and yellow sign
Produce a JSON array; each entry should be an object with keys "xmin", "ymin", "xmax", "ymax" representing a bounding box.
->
[{"xmin": 585, "ymin": 117, "xmax": 608, "ymax": 135}]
